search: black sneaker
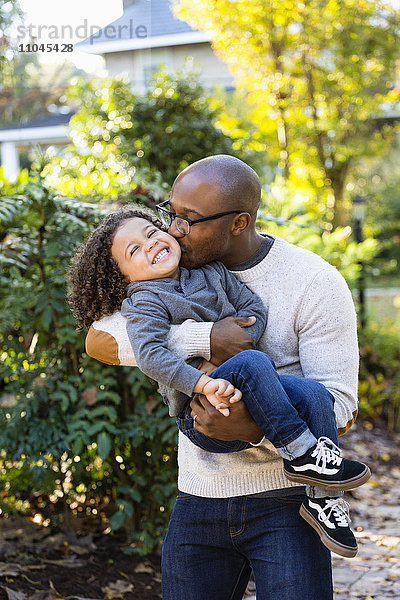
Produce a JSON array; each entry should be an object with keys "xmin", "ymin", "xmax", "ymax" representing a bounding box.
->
[
  {"xmin": 300, "ymin": 497, "xmax": 358, "ymax": 558},
  {"xmin": 283, "ymin": 436, "xmax": 371, "ymax": 490}
]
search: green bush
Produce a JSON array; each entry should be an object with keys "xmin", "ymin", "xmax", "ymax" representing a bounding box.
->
[
  {"xmin": 257, "ymin": 177, "xmax": 379, "ymax": 288},
  {"xmin": 65, "ymin": 68, "xmax": 235, "ymax": 187},
  {"xmin": 354, "ymin": 141, "xmax": 400, "ymax": 280},
  {"xmin": 0, "ymin": 170, "xmax": 177, "ymax": 553},
  {"xmin": 358, "ymin": 323, "xmax": 400, "ymax": 431}
]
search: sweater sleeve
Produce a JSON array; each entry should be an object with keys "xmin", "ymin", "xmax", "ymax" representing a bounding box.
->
[
  {"xmin": 215, "ymin": 263, "xmax": 267, "ymax": 345},
  {"xmin": 84, "ymin": 313, "xmax": 213, "ymax": 366},
  {"xmin": 121, "ymin": 292, "xmax": 204, "ymax": 396},
  {"xmin": 167, "ymin": 320, "xmax": 213, "ymax": 361},
  {"xmin": 297, "ymin": 267, "xmax": 359, "ymax": 435}
]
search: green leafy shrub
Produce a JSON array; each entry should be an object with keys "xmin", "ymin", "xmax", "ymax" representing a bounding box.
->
[
  {"xmin": 257, "ymin": 177, "xmax": 379, "ymax": 287},
  {"xmin": 358, "ymin": 323, "xmax": 400, "ymax": 431},
  {"xmin": 65, "ymin": 68, "xmax": 235, "ymax": 187},
  {"xmin": 0, "ymin": 166, "xmax": 29, "ymax": 195},
  {"xmin": 0, "ymin": 170, "xmax": 177, "ymax": 553}
]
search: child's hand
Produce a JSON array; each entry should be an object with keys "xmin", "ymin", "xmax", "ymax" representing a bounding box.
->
[{"xmin": 202, "ymin": 378, "xmax": 242, "ymax": 417}]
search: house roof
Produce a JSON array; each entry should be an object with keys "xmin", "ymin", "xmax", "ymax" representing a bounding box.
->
[
  {"xmin": 76, "ymin": 0, "xmax": 211, "ymax": 54},
  {"xmin": 0, "ymin": 111, "xmax": 74, "ymax": 143},
  {"xmin": 0, "ymin": 111, "xmax": 74, "ymax": 132}
]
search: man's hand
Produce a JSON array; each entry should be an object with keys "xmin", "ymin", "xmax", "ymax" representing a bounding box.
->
[
  {"xmin": 190, "ymin": 394, "xmax": 263, "ymax": 444},
  {"xmin": 210, "ymin": 316, "xmax": 257, "ymax": 365}
]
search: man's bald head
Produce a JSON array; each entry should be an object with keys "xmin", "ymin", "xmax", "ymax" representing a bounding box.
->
[{"xmin": 173, "ymin": 155, "xmax": 261, "ymax": 219}]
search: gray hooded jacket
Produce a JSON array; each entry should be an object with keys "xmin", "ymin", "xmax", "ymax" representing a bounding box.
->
[{"xmin": 121, "ymin": 260, "xmax": 267, "ymax": 416}]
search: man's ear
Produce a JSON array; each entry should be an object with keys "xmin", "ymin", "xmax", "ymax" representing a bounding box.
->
[{"xmin": 231, "ymin": 213, "xmax": 251, "ymax": 236}]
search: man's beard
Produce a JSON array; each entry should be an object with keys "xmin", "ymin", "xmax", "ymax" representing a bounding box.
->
[
  {"xmin": 178, "ymin": 240, "xmax": 226, "ymax": 270},
  {"xmin": 178, "ymin": 244, "xmax": 202, "ymax": 269}
]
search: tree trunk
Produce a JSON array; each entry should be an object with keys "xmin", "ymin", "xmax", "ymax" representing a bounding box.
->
[{"xmin": 330, "ymin": 161, "xmax": 351, "ymax": 229}]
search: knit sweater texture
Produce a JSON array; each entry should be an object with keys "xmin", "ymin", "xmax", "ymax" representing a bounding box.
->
[{"xmin": 175, "ymin": 235, "xmax": 359, "ymax": 498}]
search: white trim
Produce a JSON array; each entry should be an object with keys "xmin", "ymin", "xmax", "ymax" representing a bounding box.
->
[
  {"xmin": 1, "ymin": 142, "xmax": 20, "ymax": 182},
  {"xmin": 372, "ymin": 111, "xmax": 400, "ymax": 119},
  {"xmin": 0, "ymin": 125, "xmax": 69, "ymax": 143},
  {"xmin": 77, "ymin": 31, "xmax": 212, "ymax": 54}
]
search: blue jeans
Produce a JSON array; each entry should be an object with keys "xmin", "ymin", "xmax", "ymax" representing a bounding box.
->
[
  {"xmin": 177, "ymin": 350, "xmax": 338, "ymax": 459},
  {"xmin": 162, "ymin": 493, "xmax": 333, "ymax": 600}
]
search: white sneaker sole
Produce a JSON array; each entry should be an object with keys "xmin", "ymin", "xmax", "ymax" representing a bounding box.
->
[{"xmin": 284, "ymin": 465, "xmax": 371, "ymax": 490}]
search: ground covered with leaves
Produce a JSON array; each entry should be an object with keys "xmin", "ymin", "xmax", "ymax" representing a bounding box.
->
[
  {"xmin": 1, "ymin": 421, "xmax": 399, "ymax": 600},
  {"xmin": 331, "ymin": 422, "xmax": 400, "ymax": 599},
  {"xmin": 0, "ymin": 525, "xmax": 161, "ymax": 600}
]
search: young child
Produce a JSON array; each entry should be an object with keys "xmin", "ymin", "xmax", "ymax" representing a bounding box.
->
[{"xmin": 69, "ymin": 206, "xmax": 370, "ymax": 558}]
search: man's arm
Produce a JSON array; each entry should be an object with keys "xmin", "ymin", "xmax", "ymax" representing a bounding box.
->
[
  {"xmin": 85, "ymin": 312, "xmax": 257, "ymax": 367},
  {"xmin": 85, "ymin": 314, "xmax": 214, "ymax": 366},
  {"xmin": 297, "ymin": 267, "xmax": 359, "ymax": 435},
  {"xmin": 190, "ymin": 267, "xmax": 359, "ymax": 442},
  {"xmin": 85, "ymin": 312, "xmax": 136, "ymax": 366}
]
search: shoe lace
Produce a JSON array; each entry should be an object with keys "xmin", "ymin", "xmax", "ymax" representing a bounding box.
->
[
  {"xmin": 311, "ymin": 436, "xmax": 343, "ymax": 469},
  {"xmin": 318, "ymin": 498, "xmax": 351, "ymax": 527}
]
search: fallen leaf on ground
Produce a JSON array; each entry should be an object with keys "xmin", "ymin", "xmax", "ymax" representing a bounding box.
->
[
  {"xmin": 29, "ymin": 580, "xmax": 64, "ymax": 600},
  {"xmin": 1, "ymin": 587, "xmax": 27, "ymax": 600},
  {"xmin": 69, "ymin": 545, "xmax": 90, "ymax": 555},
  {"xmin": 39, "ymin": 533, "xmax": 66, "ymax": 549},
  {"xmin": 49, "ymin": 581, "xmax": 64, "ymax": 599},
  {"xmin": 42, "ymin": 557, "xmax": 86, "ymax": 568},
  {"xmin": 0, "ymin": 563, "xmax": 22, "ymax": 577},
  {"xmin": 134, "ymin": 562, "xmax": 154, "ymax": 574},
  {"xmin": 0, "ymin": 516, "xmax": 47, "ymax": 544},
  {"xmin": 102, "ymin": 579, "xmax": 134, "ymax": 599}
]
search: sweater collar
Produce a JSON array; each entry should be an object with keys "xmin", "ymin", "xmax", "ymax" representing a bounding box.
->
[{"xmin": 230, "ymin": 235, "xmax": 287, "ymax": 282}]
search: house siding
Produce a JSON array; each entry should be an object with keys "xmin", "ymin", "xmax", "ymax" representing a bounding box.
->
[{"xmin": 104, "ymin": 43, "xmax": 234, "ymax": 92}]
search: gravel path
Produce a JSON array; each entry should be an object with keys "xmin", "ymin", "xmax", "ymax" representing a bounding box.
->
[
  {"xmin": 332, "ymin": 423, "xmax": 400, "ymax": 599},
  {"xmin": 245, "ymin": 423, "xmax": 400, "ymax": 600}
]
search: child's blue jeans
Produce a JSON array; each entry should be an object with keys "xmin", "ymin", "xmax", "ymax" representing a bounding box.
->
[{"xmin": 176, "ymin": 350, "xmax": 338, "ymax": 461}]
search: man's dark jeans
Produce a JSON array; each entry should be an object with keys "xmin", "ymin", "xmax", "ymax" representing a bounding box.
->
[{"xmin": 162, "ymin": 493, "xmax": 333, "ymax": 600}]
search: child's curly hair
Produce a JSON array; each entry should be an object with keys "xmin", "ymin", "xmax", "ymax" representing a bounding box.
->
[{"xmin": 68, "ymin": 206, "xmax": 164, "ymax": 329}]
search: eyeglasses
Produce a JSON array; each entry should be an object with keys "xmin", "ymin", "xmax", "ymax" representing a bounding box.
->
[{"xmin": 156, "ymin": 200, "xmax": 242, "ymax": 236}]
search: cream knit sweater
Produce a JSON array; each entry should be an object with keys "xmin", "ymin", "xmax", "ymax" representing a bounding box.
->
[
  {"xmin": 175, "ymin": 235, "xmax": 359, "ymax": 497},
  {"xmin": 86, "ymin": 235, "xmax": 359, "ymax": 498}
]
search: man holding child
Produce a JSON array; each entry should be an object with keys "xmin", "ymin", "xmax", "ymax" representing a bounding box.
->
[{"xmin": 85, "ymin": 155, "xmax": 360, "ymax": 600}]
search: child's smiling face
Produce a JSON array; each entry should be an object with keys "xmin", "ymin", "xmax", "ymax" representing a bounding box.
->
[{"xmin": 111, "ymin": 217, "xmax": 181, "ymax": 282}]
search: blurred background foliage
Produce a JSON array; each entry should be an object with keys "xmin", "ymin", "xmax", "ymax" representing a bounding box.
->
[
  {"xmin": 63, "ymin": 68, "xmax": 236, "ymax": 187},
  {"xmin": 174, "ymin": 0, "xmax": 400, "ymax": 228},
  {"xmin": 1, "ymin": 0, "xmax": 400, "ymax": 553},
  {"xmin": 0, "ymin": 167, "xmax": 178, "ymax": 554},
  {"xmin": 0, "ymin": 0, "xmax": 21, "ymax": 65},
  {"xmin": 0, "ymin": 0, "xmax": 81, "ymax": 128}
]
